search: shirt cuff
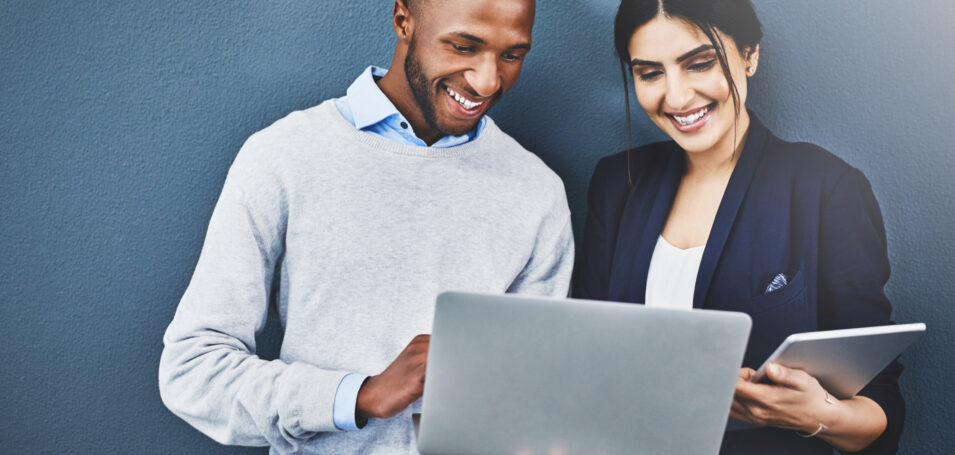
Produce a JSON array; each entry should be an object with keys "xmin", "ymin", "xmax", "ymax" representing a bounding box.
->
[{"xmin": 332, "ymin": 373, "xmax": 369, "ymax": 431}]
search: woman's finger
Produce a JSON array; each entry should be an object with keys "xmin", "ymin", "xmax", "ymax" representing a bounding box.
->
[
  {"xmin": 730, "ymin": 400, "xmax": 754, "ymax": 423},
  {"xmin": 732, "ymin": 398, "xmax": 772, "ymax": 426},
  {"xmin": 735, "ymin": 376, "xmax": 775, "ymax": 402},
  {"xmin": 765, "ymin": 363, "xmax": 811, "ymax": 390},
  {"xmin": 738, "ymin": 367, "xmax": 756, "ymax": 380}
]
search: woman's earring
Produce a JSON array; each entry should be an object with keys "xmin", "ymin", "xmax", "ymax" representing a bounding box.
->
[{"xmin": 747, "ymin": 66, "xmax": 756, "ymax": 75}]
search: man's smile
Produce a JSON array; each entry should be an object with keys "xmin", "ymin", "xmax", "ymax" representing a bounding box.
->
[
  {"xmin": 440, "ymin": 82, "xmax": 491, "ymax": 120},
  {"xmin": 443, "ymin": 85, "xmax": 486, "ymax": 110}
]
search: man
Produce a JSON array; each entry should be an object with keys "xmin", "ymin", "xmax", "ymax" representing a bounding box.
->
[{"xmin": 158, "ymin": 0, "xmax": 572, "ymax": 453}]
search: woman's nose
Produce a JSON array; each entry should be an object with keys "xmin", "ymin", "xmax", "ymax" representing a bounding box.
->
[{"xmin": 663, "ymin": 73, "xmax": 695, "ymax": 111}]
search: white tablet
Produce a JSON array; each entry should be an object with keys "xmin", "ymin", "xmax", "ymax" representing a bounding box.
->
[{"xmin": 751, "ymin": 323, "xmax": 925, "ymax": 399}]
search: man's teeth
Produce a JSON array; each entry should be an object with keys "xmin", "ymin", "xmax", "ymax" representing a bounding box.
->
[
  {"xmin": 673, "ymin": 106, "xmax": 709, "ymax": 125},
  {"xmin": 445, "ymin": 87, "xmax": 484, "ymax": 110}
]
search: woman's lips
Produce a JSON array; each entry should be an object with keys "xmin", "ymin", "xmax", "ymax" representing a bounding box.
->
[{"xmin": 666, "ymin": 102, "xmax": 715, "ymax": 133}]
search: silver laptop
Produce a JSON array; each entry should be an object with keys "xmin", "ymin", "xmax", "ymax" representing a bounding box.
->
[{"xmin": 416, "ymin": 292, "xmax": 752, "ymax": 455}]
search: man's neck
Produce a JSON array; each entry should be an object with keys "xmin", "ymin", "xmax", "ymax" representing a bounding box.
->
[{"xmin": 376, "ymin": 69, "xmax": 442, "ymax": 146}]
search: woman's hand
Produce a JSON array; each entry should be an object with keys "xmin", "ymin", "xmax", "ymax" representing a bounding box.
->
[
  {"xmin": 731, "ymin": 363, "xmax": 888, "ymax": 452},
  {"xmin": 731, "ymin": 363, "xmax": 830, "ymax": 431}
]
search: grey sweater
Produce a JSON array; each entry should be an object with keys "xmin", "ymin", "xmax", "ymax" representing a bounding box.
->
[{"xmin": 158, "ymin": 100, "xmax": 574, "ymax": 454}]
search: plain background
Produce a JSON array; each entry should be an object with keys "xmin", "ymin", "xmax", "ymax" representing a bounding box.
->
[{"xmin": 1, "ymin": 1, "xmax": 952, "ymax": 453}]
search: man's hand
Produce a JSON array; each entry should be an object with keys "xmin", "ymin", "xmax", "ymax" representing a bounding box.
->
[{"xmin": 356, "ymin": 334, "xmax": 430, "ymax": 420}]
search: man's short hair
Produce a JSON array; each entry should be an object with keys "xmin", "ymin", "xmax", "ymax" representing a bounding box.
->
[{"xmin": 405, "ymin": 0, "xmax": 435, "ymax": 16}]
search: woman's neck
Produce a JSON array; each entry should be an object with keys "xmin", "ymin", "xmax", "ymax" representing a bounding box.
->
[{"xmin": 684, "ymin": 110, "xmax": 751, "ymax": 177}]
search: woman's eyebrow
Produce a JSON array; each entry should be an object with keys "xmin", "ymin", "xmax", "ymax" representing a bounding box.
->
[
  {"xmin": 630, "ymin": 44, "xmax": 716, "ymax": 67},
  {"xmin": 630, "ymin": 58, "xmax": 661, "ymax": 67},
  {"xmin": 676, "ymin": 44, "xmax": 715, "ymax": 63}
]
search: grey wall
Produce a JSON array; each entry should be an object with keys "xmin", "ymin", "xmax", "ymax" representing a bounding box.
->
[{"xmin": 1, "ymin": 1, "xmax": 952, "ymax": 453}]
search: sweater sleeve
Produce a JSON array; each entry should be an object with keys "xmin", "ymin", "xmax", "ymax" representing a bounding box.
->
[
  {"xmin": 506, "ymin": 175, "xmax": 575, "ymax": 297},
  {"xmin": 158, "ymin": 136, "xmax": 349, "ymax": 452},
  {"xmin": 817, "ymin": 167, "xmax": 904, "ymax": 455}
]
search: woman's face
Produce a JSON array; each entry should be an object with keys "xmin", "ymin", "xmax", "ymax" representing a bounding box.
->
[{"xmin": 628, "ymin": 16, "xmax": 758, "ymax": 155}]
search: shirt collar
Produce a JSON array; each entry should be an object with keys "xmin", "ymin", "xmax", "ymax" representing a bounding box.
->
[
  {"xmin": 345, "ymin": 66, "xmax": 397, "ymax": 130},
  {"xmin": 344, "ymin": 66, "xmax": 486, "ymax": 146}
]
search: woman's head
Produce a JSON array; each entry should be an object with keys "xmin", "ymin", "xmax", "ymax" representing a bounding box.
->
[{"xmin": 615, "ymin": 0, "xmax": 762, "ymax": 155}]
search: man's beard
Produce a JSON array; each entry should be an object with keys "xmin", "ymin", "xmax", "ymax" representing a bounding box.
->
[
  {"xmin": 404, "ymin": 36, "xmax": 476, "ymax": 138},
  {"xmin": 404, "ymin": 37, "xmax": 447, "ymax": 137}
]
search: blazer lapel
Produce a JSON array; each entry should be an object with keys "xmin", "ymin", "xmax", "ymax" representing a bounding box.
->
[
  {"xmin": 693, "ymin": 115, "xmax": 769, "ymax": 308},
  {"xmin": 608, "ymin": 144, "xmax": 684, "ymax": 303}
]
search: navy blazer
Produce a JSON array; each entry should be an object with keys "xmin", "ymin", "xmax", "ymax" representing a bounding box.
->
[{"xmin": 574, "ymin": 115, "xmax": 904, "ymax": 454}]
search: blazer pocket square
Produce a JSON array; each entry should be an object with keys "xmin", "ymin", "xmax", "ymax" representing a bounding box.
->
[{"xmin": 764, "ymin": 273, "xmax": 790, "ymax": 293}]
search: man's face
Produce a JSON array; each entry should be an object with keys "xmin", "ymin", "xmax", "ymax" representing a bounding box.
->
[{"xmin": 403, "ymin": 0, "xmax": 534, "ymax": 137}]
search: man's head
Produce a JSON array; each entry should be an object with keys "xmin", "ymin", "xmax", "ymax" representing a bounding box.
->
[{"xmin": 382, "ymin": 0, "xmax": 536, "ymax": 143}]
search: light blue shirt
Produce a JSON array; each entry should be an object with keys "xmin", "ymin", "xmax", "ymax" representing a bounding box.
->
[
  {"xmin": 330, "ymin": 66, "xmax": 487, "ymax": 431},
  {"xmin": 334, "ymin": 66, "xmax": 486, "ymax": 148},
  {"xmin": 332, "ymin": 373, "xmax": 368, "ymax": 431}
]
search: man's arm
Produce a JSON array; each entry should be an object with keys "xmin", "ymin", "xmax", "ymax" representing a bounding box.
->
[
  {"xmin": 158, "ymin": 136, "xmax": 350, "ymax": 452},
  {"xmin": 506, "ymin": 176, "xmax": 575, "ymax": 297},
  {"xmin": 355, "ymin": 334, "xmax": 430, "ymax": 420}
]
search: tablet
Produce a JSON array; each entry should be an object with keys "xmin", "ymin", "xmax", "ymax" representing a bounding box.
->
[{"xmin": 751, "ymin": 323, "xmax": 925, "ymax": 399}]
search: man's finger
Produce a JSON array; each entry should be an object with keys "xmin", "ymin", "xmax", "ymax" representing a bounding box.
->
[{"xmin": 411, "ymin": 334, "xmax": 431, "ymax": 344}]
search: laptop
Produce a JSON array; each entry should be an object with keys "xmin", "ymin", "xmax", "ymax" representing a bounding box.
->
[{"xmin": 416, "ymin": 291, "xmax": 752, "ymax": 455}]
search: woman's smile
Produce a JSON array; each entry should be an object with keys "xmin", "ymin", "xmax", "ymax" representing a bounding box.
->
[
  {"xmin": 666, "ymin": 102, "xmax": 717, "ymax": 132},
  {"xmin": 629, "ymin": 15, "xmax": 756, "ymax": 157}
]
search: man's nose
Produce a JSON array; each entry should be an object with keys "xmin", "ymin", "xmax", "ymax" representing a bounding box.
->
[{"xmin": 465, "ymin": 56, "xmax": 502, "ymax": 97}]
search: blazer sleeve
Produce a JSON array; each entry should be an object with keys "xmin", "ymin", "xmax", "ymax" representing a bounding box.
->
[
  {"xmin": 817, "ymin": 167, "xmax": 904, "ymax": 455},
  {"xmin": 572, "ymin": 155, "xmax": 624, "ymax": 301}
]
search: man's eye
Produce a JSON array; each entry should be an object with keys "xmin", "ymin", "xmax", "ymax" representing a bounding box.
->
[
  {"xmin": 688, "ymin": 59, "xmax": 716, "ymax": 72},
  {"xmin": 452, "ymin": 44, "xmax": 475, "ymax": 53},
  {"xmin": 502, "ymin": 53, "xmax": 523, "ymax": 62}
]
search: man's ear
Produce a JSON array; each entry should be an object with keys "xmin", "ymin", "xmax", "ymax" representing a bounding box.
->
[{"xmin": 393, "ymin": 0, "xmax": 414, "ymax": 42}]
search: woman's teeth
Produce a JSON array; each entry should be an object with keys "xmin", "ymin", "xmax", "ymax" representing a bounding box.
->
[
  {"xmin": 445, "ymin": 86, "xmax": 483, "ymax": 110},
  {"xmin": 673, "ymin": 105, "xmax": 709, "ymax": 125}
]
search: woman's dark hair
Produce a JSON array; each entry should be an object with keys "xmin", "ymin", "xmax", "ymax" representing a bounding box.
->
[{"xmin": 614, "ymin": 0, "xmax": 762, "ymax": 183}]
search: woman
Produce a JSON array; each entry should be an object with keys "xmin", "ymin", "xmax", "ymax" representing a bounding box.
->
[{"xmin": 573, "ymin": 0, "xmax": 904, "ymax": 453}]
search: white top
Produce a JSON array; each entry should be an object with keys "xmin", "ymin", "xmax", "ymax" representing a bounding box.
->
[{"xmin": 645, "ymin": 236, "xmax": 705, "ymax": 310}]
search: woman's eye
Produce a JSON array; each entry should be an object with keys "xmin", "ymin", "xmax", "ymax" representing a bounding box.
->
[
  {"xmin": 638, "ymin": 70, "xmax": 663, "ymax": 81},
  {"xmin": 688, "ymin": 59, "xmax": 716, "ymax": 72}
]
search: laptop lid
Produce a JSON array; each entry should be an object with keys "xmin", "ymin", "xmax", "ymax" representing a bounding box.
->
[{"xmin": 417, "ymin": 292, "xmax": 752, "ymax": 455}]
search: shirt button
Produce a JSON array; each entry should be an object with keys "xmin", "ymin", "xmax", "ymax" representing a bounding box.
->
[{"xmin": 400, "ymin": 121, "xmax": 408, "ymax": 129}]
